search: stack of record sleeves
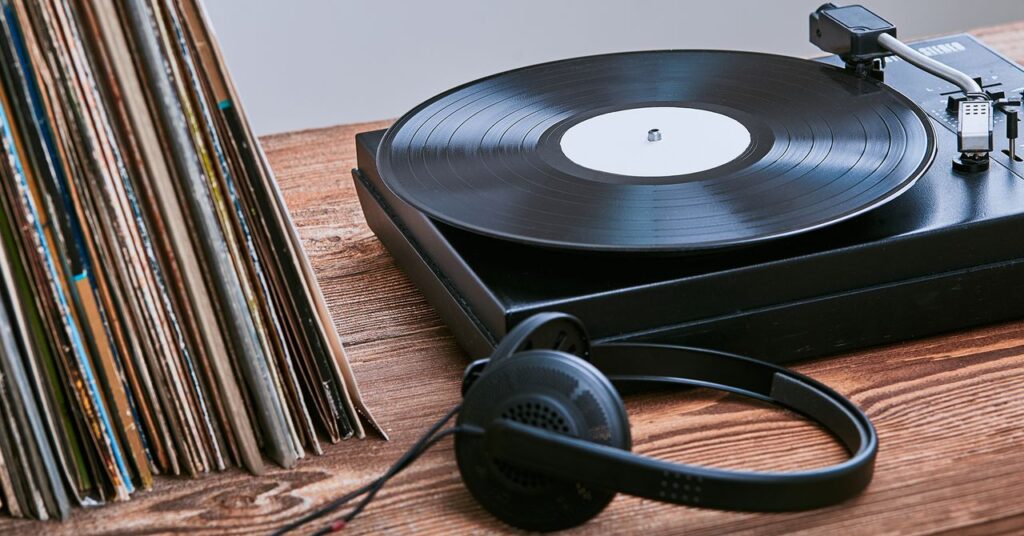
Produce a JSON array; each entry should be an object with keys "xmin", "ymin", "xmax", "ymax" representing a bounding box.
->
[{"xmin": 0, "ymin": 0, "xmax": 378, "ymax": 519}]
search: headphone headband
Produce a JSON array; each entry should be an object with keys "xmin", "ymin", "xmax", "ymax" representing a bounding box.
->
[{"xmin": 483, "ymin": 342, "xmax": 876, "ymax": 512}]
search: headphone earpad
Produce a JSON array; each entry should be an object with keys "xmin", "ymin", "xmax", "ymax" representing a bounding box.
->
[{"xmin": 455, "ymin": 350, "xmax": 631, "ymax": 532}]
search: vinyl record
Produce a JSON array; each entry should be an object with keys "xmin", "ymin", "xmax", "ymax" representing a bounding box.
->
[{"xmin": 377, "ymin": 50, "xmax": 935, "ymax": 253}]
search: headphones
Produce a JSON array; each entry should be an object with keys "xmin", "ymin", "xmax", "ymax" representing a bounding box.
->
[{"xmin": 279, "ymin": 312, "xmax": 877, "ymax": 534}]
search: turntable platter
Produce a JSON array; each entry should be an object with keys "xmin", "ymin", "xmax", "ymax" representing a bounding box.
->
[{"xmin": 376, "ymin": 50, "xmax": 935, "ymax": 252}]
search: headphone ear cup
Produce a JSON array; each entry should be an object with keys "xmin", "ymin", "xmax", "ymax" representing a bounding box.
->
[
  {"xmin": 462, "ymin": 312, "xmax": 591, "ymax": 397},
  {"xmin": 455, "ymin": 350, "xmax": 630, "ymax": 532},
  {"xmin": 489, "ymin": 313, "xmax": 591, "ymax": 368}
]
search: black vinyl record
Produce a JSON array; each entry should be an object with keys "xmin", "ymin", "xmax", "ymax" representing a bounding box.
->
[{"xmin": 377, "ymin": 50, "xmax": 935, "ymax": 253}]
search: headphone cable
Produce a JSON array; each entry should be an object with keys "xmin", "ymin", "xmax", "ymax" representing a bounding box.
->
[
  {"xmin": 274, "ymin": 404, "xmax": 462, "ymax": 535},
  {"xmin": 313, "ymin": 428, "xmax": 462, "ymax": 535}
]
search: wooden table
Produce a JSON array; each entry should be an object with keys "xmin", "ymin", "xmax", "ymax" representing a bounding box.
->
[{"xmin": 4, "ymin": 22, "xmax": 1024, "ymax": 536}]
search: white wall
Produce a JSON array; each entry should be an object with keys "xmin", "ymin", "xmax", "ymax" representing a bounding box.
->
[{"xmin": 202, "ymin": 1, "xmax": 1024, "ymax": 135}]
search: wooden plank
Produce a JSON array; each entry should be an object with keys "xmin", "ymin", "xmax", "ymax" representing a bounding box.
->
[{"xmin": 2, "ymin": 23, "xmax": 1024, "ymax": 536}]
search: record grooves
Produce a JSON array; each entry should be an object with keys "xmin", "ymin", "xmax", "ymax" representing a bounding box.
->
[{"xmin": 377, "ymin": 50, "xmax": 936, "ymax": 253}]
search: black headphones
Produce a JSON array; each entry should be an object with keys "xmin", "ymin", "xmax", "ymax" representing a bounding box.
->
[
  {"xmin": 278, "ymin": 312, "xmax": 877, "ymax": 534},
  {"xmin": 456, "ymin": 312, "xmax": 877, "ymax": 531}
]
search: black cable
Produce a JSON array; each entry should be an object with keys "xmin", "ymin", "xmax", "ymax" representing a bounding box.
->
[
  {"xmin": 274, "ymin": 404, "xmax": 462, "ymax": 535},
  {"xmin": 312, "ymin": 428, "xmax": 461, "ymax": 535}
]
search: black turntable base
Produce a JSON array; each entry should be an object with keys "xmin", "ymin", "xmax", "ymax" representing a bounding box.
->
[{"xmin": 352, "ymin": 34, "xmax": 1024, "ymax": 362}]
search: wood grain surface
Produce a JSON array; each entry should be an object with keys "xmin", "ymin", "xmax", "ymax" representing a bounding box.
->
[{"xmin": 3, "ymin": 24, "xmax": 1024, "ymax": 536}]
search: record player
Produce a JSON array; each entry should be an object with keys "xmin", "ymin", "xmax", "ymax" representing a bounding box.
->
[{"xmin": 352, "ymin": 5, "xmax": 1024, "ymax": 363}]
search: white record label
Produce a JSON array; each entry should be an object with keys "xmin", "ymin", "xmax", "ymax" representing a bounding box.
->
[{"xmin": 559, "ymin": 106, "xmax": 751, "ymax": 177}]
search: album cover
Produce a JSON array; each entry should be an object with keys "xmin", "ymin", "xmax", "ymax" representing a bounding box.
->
[{"xmin": 0, "ymin": 0, "xmax": 378, "ymax": 520}]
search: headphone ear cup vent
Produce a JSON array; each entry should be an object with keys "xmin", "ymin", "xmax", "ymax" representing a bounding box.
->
[
  {"xmin": 500, "ymin": 400, "xmax": 572, "ymax": 435},
  {"xmin": 490, "ymin": 398, "xmax": 575, "ymax": 492}
]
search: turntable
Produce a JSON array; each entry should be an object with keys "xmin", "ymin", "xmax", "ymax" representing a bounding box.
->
[{"xmin": 352, "ymin": 4, "xmax": 1024, "ymax": 363}]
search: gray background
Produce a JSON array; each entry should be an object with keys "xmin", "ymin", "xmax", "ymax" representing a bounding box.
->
[{"xmin": 203, "ymin": 0, "xmax": 1024, "ymax": 135}]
